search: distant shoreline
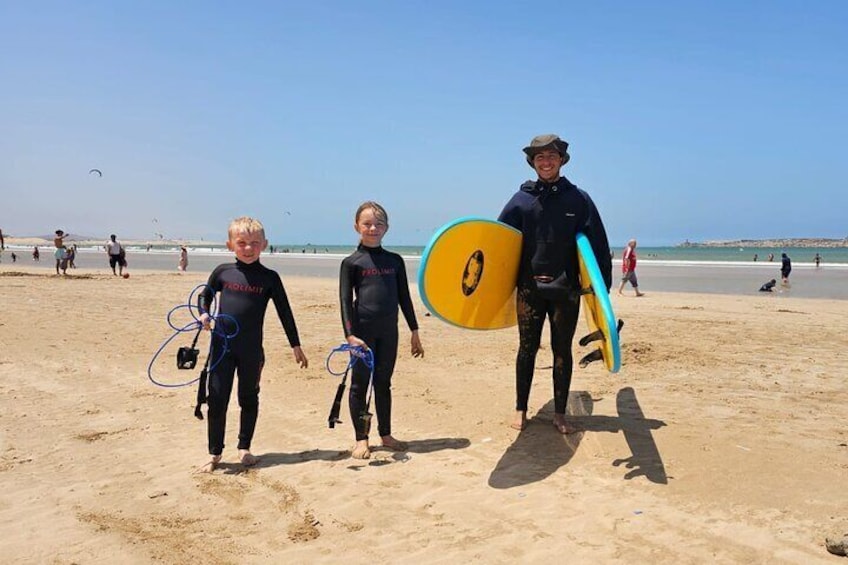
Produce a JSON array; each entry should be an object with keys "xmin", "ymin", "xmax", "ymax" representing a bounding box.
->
[{"xmin": 679, "ymin": 238, "xmax": 848, "ymax": 248}]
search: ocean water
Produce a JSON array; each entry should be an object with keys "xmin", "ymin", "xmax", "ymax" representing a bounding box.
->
[{"xmin": 111, "ymin": 243, "xmax": 848, "ymax": 264}]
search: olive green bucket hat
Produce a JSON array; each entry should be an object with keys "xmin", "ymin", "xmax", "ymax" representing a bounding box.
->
[{"xmin": 523, "ymin": 134, "xmax": 570, "ymax": 166}]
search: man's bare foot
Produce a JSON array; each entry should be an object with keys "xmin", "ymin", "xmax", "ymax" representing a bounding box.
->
[
  {"xmin": 636, "ymin": 292, "xmax": 645, "ymax": 297},
  {"xmin": 199, "ymin": 454, "xmax": 222, "ymax": 473},
  {"xmin": 239, "ymin": 450, "xmax": 259, "ymax": 466},
  {"xmin": 553, "ymin": 414, "xmax": 578, "ymax": 434},
  {"xmin": 510, "ymin": 411, "xmax": 527, "ymax": 431},
  {"xmin": 381, "ymin": 435, "xmax": 408, "ymax": 451},
  {"xmin": 352, "ymin": 440, "xmax": 371, "ymax": 460}
]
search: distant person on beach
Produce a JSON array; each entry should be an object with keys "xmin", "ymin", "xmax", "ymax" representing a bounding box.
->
[
  {"xmin": 768, "ymin": 253, "xmax": 774, "ymax": 262},
  {"xmin": 32, "ymin": 246, "xmax": 40, "ymax": 261},
  {"xmin": 498, "ymin": 134, "xmax": 612, "ymax": 434},
  {"xmin": 618, "ymin": 239, "xmax": 645, "ymax": 297},
  {"xmin": 197, "ymin": 217, "xmax": 308, "ymax": 472},
  {"xmin": 0, "ymin": 228, "xmax": 4, "ymax": 250},
  {"xmin": 753, "ymin": 253, "xmax": 758, "ymax": 262},
  {"xmin": 759, "ymin": 279, "xmax": 777, "ymax": 292},
  {"xmin": 105, "ymin": 234, "xmax": 125, "ymax": 276},
  {"xmin": 814, "ymin": 253, "xmax": 821, "ymax": 268},
  {"xmin": 780, "ymin": 253, "xmax": 792, "ymax": 285},
  {"xmin": 178, "ymin": 246, "xmax": 188, "ymax": 272},
  {"xmin": 10, "ymin": 252, "xmax": 16, "ymax": 263},
  {"xmin": 340, "ymin": 201, "xmax": 423, "ymax": 459},
  {"xmin": 66, "ymin": 246, "xmax": 76, "ymax": 269}
]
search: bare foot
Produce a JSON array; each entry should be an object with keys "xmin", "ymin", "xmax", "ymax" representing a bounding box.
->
[
  {"xmin": 380, "ymin": 435, "xmax": 408, "ymax": 451},
  {"xmin": 553, "ymin": 414, "xmax": 578, "ymax": 434},
  {"xmin": 198, "ymin": 454, "xmax": 222, "ymax": 473},
  {"xmin": 239, "ymin": 450, "xmax": 259, "ymax": 466},
  {"xmin": 510, "ymin": 411, "xmax": 527, "ymax": 431},
  {"xmin": 351, "ymin": 440, "xmax": 371, "ymax": 460},
  {"xmin": 636, "ymin": 292, "xmax": 645, "ymax": 297}
]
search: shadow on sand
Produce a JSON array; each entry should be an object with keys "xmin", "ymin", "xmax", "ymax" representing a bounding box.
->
[
  {"xmin": 488, "ymin": 387, "xmax": 667, "ymax": 489},
  {"xmin": 243, "ymin": 437, "xmax": 471, "ymax": 471}
]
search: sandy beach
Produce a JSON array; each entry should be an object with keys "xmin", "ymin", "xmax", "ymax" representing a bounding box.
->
[{"xmin": 1, "ymin": 264, "xmax": 847, "ymax": 563}]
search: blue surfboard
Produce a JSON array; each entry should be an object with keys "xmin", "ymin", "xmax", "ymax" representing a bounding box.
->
[{"xmin": 576, "ymin": 233, "xmax": 621, "ymax": 373}]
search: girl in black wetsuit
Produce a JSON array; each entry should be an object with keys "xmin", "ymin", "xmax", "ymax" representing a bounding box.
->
[{"xmin": 339, "ymin": 201, "xmax": 424, "ymax": 459}]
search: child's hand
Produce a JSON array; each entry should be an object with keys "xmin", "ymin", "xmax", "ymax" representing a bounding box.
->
[
  {"xmin": 199, "ymin": 313, "xmax": 212, "ymax": 330},
  {"xmin": 292, "ymin": 346, "xmax": 308, "ymax": 368},
  {"xmin": 347, "ymin": 335, "xmax": 369, "ymax": 351},
  {"xmin": 410, "ymin": 330, "xmax": 424, "ymax": 358}
]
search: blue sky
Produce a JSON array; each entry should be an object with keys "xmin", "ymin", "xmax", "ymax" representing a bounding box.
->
[{"xmin": 2, "ymin": 1, "xmax": 846, "ymax": 246}]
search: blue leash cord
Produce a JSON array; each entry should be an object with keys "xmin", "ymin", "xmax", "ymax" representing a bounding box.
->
[
  {"xmin": 147, "ymin": 284, "xmax": 240, "ymax": 388},
  {"xmin": 325, "ymin": 344, "xmax": 374, "ymax": 428},
  {"xmin": 325, "ymin": 343, "xmax": 375, "ymax": 376}
]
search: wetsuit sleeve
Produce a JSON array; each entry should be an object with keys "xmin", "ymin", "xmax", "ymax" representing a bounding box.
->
[
  {"xmin": 198, "ymin": 265, "xmax": 223, "ymax": 313},
  {"xmin": 339, "ymin": 257, "xmax": 356, "ymax": 337},
  {"xmin": 497, "ymin": 193, "xmax": 523, "ymax": 230},
  {"xmin": 270, "ymin": 273, "xmax": 301, "ymax": 347},
  {"xmin": 395, "ymin": 256, "xmax": 419, "ymax": 332},
  {"xmin": 580, "ymin": 193, "xmax": 613, "ymax": 291}
]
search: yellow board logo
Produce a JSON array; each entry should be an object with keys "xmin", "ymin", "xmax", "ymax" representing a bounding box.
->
[{"xmin": 461, "ymin": 250, "xmax": 484, "ymax": 296}]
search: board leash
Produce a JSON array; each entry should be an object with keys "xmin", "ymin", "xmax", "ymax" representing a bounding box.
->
[
  {"xmin": 325, "ymin": 344, "xmax": 374, "ymax": 429},
  {"xmin": 146, "ymin": 284, "xmax": 240, "ymax": 389}
]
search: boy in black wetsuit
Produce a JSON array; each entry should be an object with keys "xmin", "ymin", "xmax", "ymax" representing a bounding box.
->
[
  {"xmin": 498, "ymin": 134, "xmax": 612, "ymax": 434},
  {"xmin": 339, "ymin": 201, "xmax": 424, "ymax": 459},
  {"xmin": 198, "ymin": 217, "xmax": 308, "ymax": 471}
]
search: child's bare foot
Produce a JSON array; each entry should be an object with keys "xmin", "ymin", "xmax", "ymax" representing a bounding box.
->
[
  {"xmin": 239, "ymin": 450, "xmax": 259, "ymax": 466},
  {"xmin": 510, "ymin": 411, "xmax": 527, "ymax": 431},
  {"xmin": 351, "ymin": 440, "xmax": 371, "ymax": 460},
  {"xmin": 380, "ymin": 435, "xmax": 408, "ymax": 451},
  {"xmin": 553, "ymin": 414, "xmax": 578, "ymax": 434},
  {"xmin": 198, "ymin": 455, "xmax": 222, "ymax": 473}
]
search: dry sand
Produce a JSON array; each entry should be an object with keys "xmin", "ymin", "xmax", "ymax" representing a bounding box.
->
[{"xmin": 1, "ymin": 265, "xmax": 846, "ymax": 563}]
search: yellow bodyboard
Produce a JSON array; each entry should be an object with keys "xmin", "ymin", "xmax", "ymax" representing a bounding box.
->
[{"xmin": 418, "ymin": 218, "xmax": 522, "ymax": 330}]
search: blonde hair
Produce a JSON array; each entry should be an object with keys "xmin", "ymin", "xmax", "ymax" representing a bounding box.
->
[
  {"xmin": 228, "ymin": 216, "xmax": 266, "ymax": 240},
  {"xmin": 355, "ymin": 201, "xmax": 389, "ymax": 225}
]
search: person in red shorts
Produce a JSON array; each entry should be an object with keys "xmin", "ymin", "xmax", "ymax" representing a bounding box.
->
[{"xmin": 618, "ymin": 239, "xmax": 645, "ymax": 296}]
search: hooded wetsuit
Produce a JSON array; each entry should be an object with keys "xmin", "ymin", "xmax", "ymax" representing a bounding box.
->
[
  {"xmin": 340, "ymin": 245, "xmax": 418, "ymax": 440},
  {"xmin": 498, "ymin": 177, "xmax": 611, "ymax": 415},
  {"xmin": 199, "ymin": 260, "xmax": 301, "ymax": 456}
]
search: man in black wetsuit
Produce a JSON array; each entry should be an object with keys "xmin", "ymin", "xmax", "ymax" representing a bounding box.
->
[
  {"xmin": 498, "ymin": 134, "xmax": 612, "ymax": 434},
  {"xmin": 339, "ymin": 201, "xmax": 423, "ymax": 459},
  {"xmin": 198, "ymin": 217, "xmax": 308, "ymax": 471}
]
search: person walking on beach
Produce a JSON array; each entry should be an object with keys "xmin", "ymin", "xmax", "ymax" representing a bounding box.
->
[
  {"xmin": 498, "ymin": 134, "xmax": 612, "ymax": 434},
  {"xmin": 178, "ymin": 246, "xmax": 188, "ymax": 272},
  {"xmin": 339, "ymin": 201, "xmax": 424, "ymax": 459},
  {"xmin": 814, "ymin": 253, "xmax": 821, "ymax": 268},
  {"xmin": 780, "ymin": 252, "xmax": 792, "ymax": 285},
  {"xmin": 105, "ymin": 234, "xmax": 124, "ymax": 276},
  {"xmin": 618, "ymin": 239, "xmax": 645, "ymax": 297},
  {"xmin": 32, "ymin": 246, "xmax": 40, "ymax": 261},
  {"xmin": 197, "ymin": 217, "xmax": 308, "ymax": 472}
]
